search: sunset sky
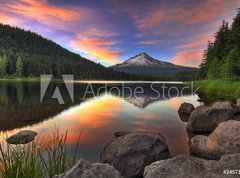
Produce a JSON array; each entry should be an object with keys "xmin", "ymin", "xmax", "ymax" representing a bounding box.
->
[{"xmin": 0, "ymin": 0, "xmax": 239, "ymax": 67}]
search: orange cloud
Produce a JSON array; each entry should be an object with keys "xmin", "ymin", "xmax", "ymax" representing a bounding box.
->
[
  {"xmin": 172, "ymin": 33, "xmax": 214, "ymax": 66},
  {"xmin": 4, "ymin": 0, "xmax": 80, "ymax": 23},
  {"xmin": 70, "ymin": 35, "xmax": 121, "ymax": 65},
  {"xmin": 172, "ymin": 50, "xmax": 203, "ymax": 67},
  {"xmin": 0, "ymin": 0, "xmax": 94, "ymax": 31}
]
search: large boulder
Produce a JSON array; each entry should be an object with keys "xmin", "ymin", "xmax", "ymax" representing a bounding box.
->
[
  {"xmin": 178, "ymin": 102, "xmax": 195, "ymax": 115},
  {"xmin": 207, "ymin": 120, "xmax": 240, "ymax": 157},
  {"xmin": 187, "ymin": 104, "xmax": 233, "ymax": 133},
  {"xmin": 190, "ymin": 120, "xmax": 240, "ymax": 159},
  {"xmin": 6, "ymin": 130, "xmax": 37, "ymax": 144},
  {"xmin": 100, "ymin": 131, "xmax": 171, "ymax": 178},
  {"xmin": 144, "ymin": 154, "xmax": 240, "ymax": 178},
  {"xmin": 56, "ymin": 159, "xmax": 123, "ymax": 178}
]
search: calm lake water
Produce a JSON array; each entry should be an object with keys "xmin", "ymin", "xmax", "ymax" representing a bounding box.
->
[{"xmin": 0, "ymin": 81, "xmax": 201, "ymax": 161}]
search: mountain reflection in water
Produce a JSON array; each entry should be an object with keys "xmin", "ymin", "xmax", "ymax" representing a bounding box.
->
[{"xmin": 0, "ymin": 81, "xmax": 200, "ymax": 161}]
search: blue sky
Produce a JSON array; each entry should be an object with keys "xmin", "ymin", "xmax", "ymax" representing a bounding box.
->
[{"xmin": 0, "ymin": 0, "xmax": 239, "ymax": 66}]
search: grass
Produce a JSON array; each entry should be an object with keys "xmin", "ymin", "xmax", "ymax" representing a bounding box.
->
[
  {"xmin": 0, "ymin": 129, "xmax": 81, "ymax": 178},
  {"xmin": 193, "ymin": 80, "xmax": 240, "ymax": 104},
  {"xmin": 0, "ymin": 77, "xmax": 41, "ymax": 82}
]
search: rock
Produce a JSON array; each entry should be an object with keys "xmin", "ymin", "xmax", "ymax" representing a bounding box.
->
[
  {"xmin": 178, "ymin": 102, "xmax": 195, "ymax": 115},
  {"xmin": 6, "ymin": 130, "xmax": 37, "ymax": 144},
  {"xmin": 100, "ymin": 131, "xmax": 171, "ymax": 178},
  {"xmin": 114, "ymin": 131, "xmax": 131, "ymax": 138},
  {"xmin": 190, "ymin": 135, "xmax": 218, "ymax": 160},
  {"xmin": 187, "ymin": 105, "xmax": 233, "ymax": 133},
  {"xmin": 190, "ymin": 120, "xmax": 240, "ymax": 159},
  {"xmin": 56, "ymin": 158, "xmax": 123, "ymax": 178},
  {"xmin": 144, "ymin": 154, "xmax": 240, "ymax": 178},
  {"xmin": 211, "ymin": 101, "xmax": 240, "ymax": 115},
  {"xmin": 206, "ymin": 120, "xmax": 240, "ymax": 158},
  {"xmin": 178, "ymin": 113, "xmax": 190, "ymax": 122}
]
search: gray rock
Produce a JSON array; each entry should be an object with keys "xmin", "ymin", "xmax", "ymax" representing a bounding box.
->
[
  {"xmin": 56, "ymin": 159, "xmax": 123, "ymax": 178},
  {"xmin": 6, "ymin": 130, "xmax": 37, "ymax": 144},
  {"xmin": 187, "ymin": 105, "xmax": 233, "ymax": 133},
  {"xmin": 190, "ymin": 120, "xmax": 240, "ymax": 159},
  {"xmin": 178, "ymin": 102, "xmax": 195, "ymax": 115},
  {"xmin": 211, "ymin": 101, "xmax": 240, "ymax": 115},
  {"xmin": 190, "ymin": 135, "xmax": 218, "ymax": 160},
  {"xmin": 114, "ymin": 131, "xmax": 131, "ymax": 138},
  {"xmin": 206, "ymin": 120, "xmax": 240, "ymax": 158},
  {"xmin": 178, "ymin": 113, "xmax": 190, "ymax": 122},
  {"xmin": 100, "ymin": 131, "xmax": 171, "ymax": 178},
  {"xmin": 144, "ymin": 154, "xmax": 240, "ymax": 178}
]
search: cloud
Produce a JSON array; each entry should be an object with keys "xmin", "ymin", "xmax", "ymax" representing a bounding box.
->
[
  {"xmin": 172, "ymin": 50, "xmax": 203, "ymax": 67},
  {"xmin": 123, "ymin": 0, "xmax": 239, "ymax": 36},
  {"xmin": 70, "ymin": 35, "xmax": 121, "ymax": 65},
  {"xmin": 172, "ymin": 33, "xmax": 214, "ymax": 66}
]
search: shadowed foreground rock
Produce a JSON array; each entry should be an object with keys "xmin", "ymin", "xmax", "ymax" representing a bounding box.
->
[
  {"xmin": 56, "ymin": 159, "xmax": 123, "ymax": 178},
  {"xmin": 6, "ymin": 130, "xmax": 37, "ymax": 144},
  {"xmin": 190, "ymin": 120, "xmax": 240, "ymax": 159},
  {"xmin": 144, "ymin": 154, "xmax": 240, "ymax": 178},
  {"xmin": 100, "ymin": 131, "xmax": 171, "ymax": 178}
]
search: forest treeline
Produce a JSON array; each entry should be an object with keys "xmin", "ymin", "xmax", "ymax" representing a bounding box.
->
[
  {"xmin": 198, "ymin": 10, "xmax": 240, "ymax": 79},
  {"xmin": 0, "ymin": 24, "xmax": 137, "ymax": 80}
]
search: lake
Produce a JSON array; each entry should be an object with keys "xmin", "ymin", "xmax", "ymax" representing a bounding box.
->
[{"xmin": 0, "ymin": 80, "xmax": 201, "ymax": 161}]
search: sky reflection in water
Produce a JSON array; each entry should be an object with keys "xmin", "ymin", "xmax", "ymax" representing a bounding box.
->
[{"xmin": 0, "ymin": 86, "xmax": 200, "ymax": 161}]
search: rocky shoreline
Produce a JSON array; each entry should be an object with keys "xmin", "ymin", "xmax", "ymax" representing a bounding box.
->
[
  {"xmin": 56, "ymin": 99, "xmax": 240, "ymax": 178},
  {"xmin": 7, "ymin": 100, "xmax": 240, "ymax": 178}
]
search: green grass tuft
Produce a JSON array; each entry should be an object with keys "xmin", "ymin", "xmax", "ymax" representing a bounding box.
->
[
  {"xmin": 0, "ymin": 129, "xmax": 81, "ymax": 178},
  {"xmin": 193, "ymin": 80, "xmax": 240, "ymax": 104}
]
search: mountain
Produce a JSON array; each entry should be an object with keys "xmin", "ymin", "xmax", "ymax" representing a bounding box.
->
[
  {"xmin": 0, "ymin": 24, "xmax": 135, "ymax": 80},
  {"xmin": 110, "ymin": 52, "xmax": 198, "ymax": 76}
]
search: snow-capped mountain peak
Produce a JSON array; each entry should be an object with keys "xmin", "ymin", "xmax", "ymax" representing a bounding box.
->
[
  {"xmin": 115, "ymin": 52, "xmax": 173, "ymax": 67},
  {"xmin": 110, "ymin": 52, "xmax": 197, "ymax": 75}
]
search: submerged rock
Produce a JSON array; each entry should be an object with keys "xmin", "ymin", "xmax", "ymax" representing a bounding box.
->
[
  {"xmin": 6, "ymin": 130, "xmax": 37, "ymax": 144},
  {"xmin": 56, "ymin": 158, "xmax": 123, "ymax": 178},
  {"xmin": 178, "ymin": 102, "xmax": 195, "ymax": 115},
  {"xmin": 100, "ymin": 131, "xmax": 171, "ymax": 178},
  {"xmin": 190, "ymin": 120, "xmax": 240, "ymax": 159},
  {"xmin": 187, "ymin": 104, "xmax": 233, "ymax": 133},
  {"xmin": 144, "ymin": 154, "xmax": 240, "ymax": 178}
]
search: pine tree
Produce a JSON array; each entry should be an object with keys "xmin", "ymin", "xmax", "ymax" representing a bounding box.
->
[
  {"xmin": 0, "ymin": 55, "xmax": 7, "ymax": 77},
  {"xmin": 15, "ymin": 56, "xmax": 23, "ymax": 77}
]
